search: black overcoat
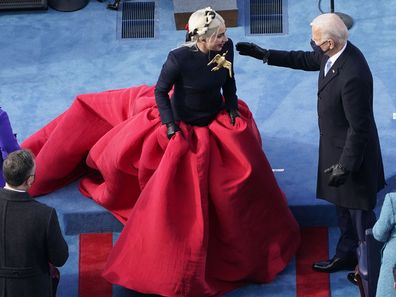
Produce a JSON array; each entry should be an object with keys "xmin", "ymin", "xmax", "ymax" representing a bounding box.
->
[
  {"xmin": 0, "ymin": 188, "xmax": 69, "ymax": 297},
  {"xmin": 267, "ymin": 41, "xmax": 385, "ymax": 210}
]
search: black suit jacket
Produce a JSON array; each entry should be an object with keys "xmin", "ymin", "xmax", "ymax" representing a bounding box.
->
[
  {"xmin": 0, "ymin": 188, "xmax": 69, "ymax": 297},
  {"xmin": 267, "ymin": 41, "xmax": 385, "ymax": 210}
]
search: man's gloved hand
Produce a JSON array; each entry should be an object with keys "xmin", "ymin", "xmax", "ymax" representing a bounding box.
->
[
  {"xmin": 227, "ymin": 109, "xmax": 240, "ymax": 125},
  {"xmin": 324, "ymin": 163, "xmax": 350, "ymax": 187},
  {"xmin": 235, "ymin": 42, "xmax": 269, "ymax": 61},
  {"xmin": 166, "ymin": 122, "xmax": 181, "ymax": 140}
]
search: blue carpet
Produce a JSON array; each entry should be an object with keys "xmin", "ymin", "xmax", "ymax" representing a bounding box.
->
[
  {"xmin": 1, "ymin": 0, "xmax": 395, "ymax": 296},
  {"xmin": 55, "ymin": 228, "xmax": 359, "ymax": 297}
]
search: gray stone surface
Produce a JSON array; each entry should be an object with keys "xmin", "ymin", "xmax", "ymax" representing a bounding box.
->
[{"xmin": 173, "ymin": 0, "xmax": 237, "ymax": 13}]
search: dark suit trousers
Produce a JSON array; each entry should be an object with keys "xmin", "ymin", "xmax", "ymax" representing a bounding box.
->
[{"xmin": 335, "ymin": 206, "xmax": 376, "ymax": 259}]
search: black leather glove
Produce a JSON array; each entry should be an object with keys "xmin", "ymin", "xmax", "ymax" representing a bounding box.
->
[
  {"xmin": 227, "ymin": 109, "xmax": 240, "ymax": 125},
  {"xmin": 166, "ymin": 122, "xmax": 181, "ymax": 140},
  {"xmin": 324, "ymin": 163, "xmax": 350, "ymax": 187},
  {"xmin": 235, "ymin": 42, "xmax": 269, "ymax": 62}
]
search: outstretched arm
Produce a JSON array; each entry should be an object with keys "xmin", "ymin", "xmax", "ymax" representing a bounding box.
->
[{"xmin": 236, "ymin": 41, "xmax": 322, "ymax": 71}]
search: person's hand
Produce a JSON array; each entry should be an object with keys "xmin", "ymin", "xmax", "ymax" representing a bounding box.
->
[
  {"xmin": 49, "ymin": 263, "xmax": 59, "ymax": 279},
  {"xmin": 166, "ymin": 122, "xmax": 181, "ymax": 139},
  {"xmin": 235, "ymin": 42, "xmax": 269, "ymax": 61},
  {"xmin": 227, "ymin": 109, "xmax": 240, "ymax": 125},
  {"xmin": 324, "ymin": 164, "xmax": 350, "ymax": 187},
  {"xmin": 49, "ymin": 263, "xmax": 60, "ymax": 297}
]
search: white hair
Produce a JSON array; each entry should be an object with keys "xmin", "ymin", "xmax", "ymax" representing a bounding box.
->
[
  {"xmin": 182, "ymin": 7, "xmax": 225, "ymax": 48},
  {"xmin": 310, "ymin": 13, "xmax": 348, "ymax": 46}
]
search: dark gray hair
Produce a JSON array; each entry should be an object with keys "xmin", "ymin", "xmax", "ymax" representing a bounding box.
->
[{"xmin": 3, "ymin": 149, "xmax": 35, "ymax": 186}]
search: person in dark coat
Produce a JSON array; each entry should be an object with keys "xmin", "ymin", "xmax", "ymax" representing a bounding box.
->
[
  {"xmin": 0, "ymin": 107, "xmax": 20, "ymax": 187},
  {"xmin": 236, "ymin": 12, "xmax": 385, "ymax": 279},
  {"xmin": 0, "ymin": 149, "xmax": 68, "ymax": 297}
]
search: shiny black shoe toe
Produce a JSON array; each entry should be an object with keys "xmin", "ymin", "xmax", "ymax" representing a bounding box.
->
[
  {"xmin": 347, "ymin": 272, "xmax": 358, "ymax": 286},
  {"xmin": 312, "ymin": 256, "xmax": 357, "ymax": 273}
]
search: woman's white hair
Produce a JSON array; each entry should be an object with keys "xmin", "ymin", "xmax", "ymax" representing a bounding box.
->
[
  {"xmin": 310, "ymin": 13, "xmax": 348, "ymax": 46},
  {"xmin": 183, "ymin": 7, "xmax": 225, "ymax": 48}
]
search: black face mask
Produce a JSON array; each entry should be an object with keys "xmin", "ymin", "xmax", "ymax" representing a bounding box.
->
[{"xmin": 310, "ymin": 39, "xmax": 329, "ymax": 54}]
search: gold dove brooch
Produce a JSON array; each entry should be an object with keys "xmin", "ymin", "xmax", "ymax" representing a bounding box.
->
[{"xmin": 207, "ymin": 50, "xmax": 233, "ymax": 78}]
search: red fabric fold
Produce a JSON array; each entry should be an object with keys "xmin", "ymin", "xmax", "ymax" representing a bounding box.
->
[{"xmin": 22, "ymin": 85, "xmax": 300, "ymax": 297}]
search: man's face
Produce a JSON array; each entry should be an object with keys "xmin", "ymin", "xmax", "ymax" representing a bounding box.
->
[
  {"xmin": 312, "ymin": 26, "xmax": 334, "ymax": 56},
  {"xmin": 311, "ymin": 26, "xmax": 330, "ymax": 53}
]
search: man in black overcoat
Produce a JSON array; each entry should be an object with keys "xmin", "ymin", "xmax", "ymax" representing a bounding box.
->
[
  {"xmin": 0, "ymin": 149, "xmax": 69, "ymax": 297},
  {"xmin": 236, "ymin": 13, "xmax": 385, "ymax": 279}
]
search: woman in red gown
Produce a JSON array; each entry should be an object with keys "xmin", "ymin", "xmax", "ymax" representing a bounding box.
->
[{"xmin": 22, "ymin": 7, "xmax": 300, "ymax": 297}]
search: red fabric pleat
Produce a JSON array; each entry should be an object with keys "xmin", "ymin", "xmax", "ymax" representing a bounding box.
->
[
  {"xmin": 296, "ymin": 227, "xmax": 330, "ymax": 297},
  {"xmin": 79, "ymin": 233, "xmax": 113, "ymax": 297},
  {"xmin": 22, "ymin": 85, "xmax": 301, "ymax": 297}
]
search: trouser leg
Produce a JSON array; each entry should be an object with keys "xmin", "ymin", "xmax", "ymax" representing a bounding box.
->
[
  {"xmin": 335, "ymin": 205, "xmax": 358, "ymax": 259},
  {"xmin": 335, "ymin": 205, "xmax": 376, "ymax": 259},
  {"xmin": 348, "ymin": 208, "xmax": 376, "ymax": 243}
]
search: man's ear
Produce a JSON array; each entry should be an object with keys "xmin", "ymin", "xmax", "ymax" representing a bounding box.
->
[{"xmin": 26, "ymin": 175, "xmax": 35, "ymax": 188}]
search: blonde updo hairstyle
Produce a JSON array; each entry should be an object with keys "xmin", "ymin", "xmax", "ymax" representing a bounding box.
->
[{"xmin": 184, "ymin": 7, "xmax": 225, "ymax": 47}]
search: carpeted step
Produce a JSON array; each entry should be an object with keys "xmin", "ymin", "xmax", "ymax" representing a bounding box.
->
[
  {"xmin": 36, "ymin": 174, "xmax": 393, "ymax": 236},
  {"xmin": 37, "ymin": 182, "xmax": 123, "ymax": 235},
  {"xmin": 37, "ymin": 181, "xmax": 339, "ymax": 235}
]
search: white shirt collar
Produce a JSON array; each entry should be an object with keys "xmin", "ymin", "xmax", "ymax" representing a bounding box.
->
[
  {"xmin": 328, "ymin": 42, "xmax": 347, "ymax": 65},
  {"xmin": 4, "ymin": 184, "xmax": 26, "ymax": 192}
]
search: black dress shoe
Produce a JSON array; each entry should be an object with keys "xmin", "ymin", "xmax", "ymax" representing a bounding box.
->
[
  {"xmin": 312, "ymin": 256, "xmax": 357, "ymax": 273},
  {"xmin": 347, "ymin": 272, "xmax": 358, "ymax": 286}
]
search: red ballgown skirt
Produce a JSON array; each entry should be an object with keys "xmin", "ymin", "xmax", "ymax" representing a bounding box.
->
[{"xmin": 22, "ymin": 85, "xmax": 300, "ymax": 297}]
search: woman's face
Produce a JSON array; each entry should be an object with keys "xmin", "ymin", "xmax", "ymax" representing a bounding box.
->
[{"xmin": 205, "ymin": 25, "xmax": 228, "ymax": 52}]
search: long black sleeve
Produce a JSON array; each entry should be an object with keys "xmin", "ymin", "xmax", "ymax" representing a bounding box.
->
[
  {"xmin": 46, "ymin": 209, "xmax": 69, "ymax": 267},
  {"xmin": 222, "ymin": 39, "xmax": 238, "ymax": 111},
  {"xmin": 268, "ymin": 49, "xmax": 322, "ymax": 71}
]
